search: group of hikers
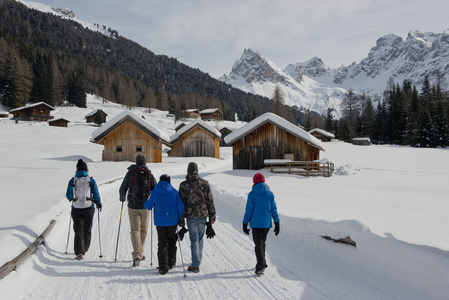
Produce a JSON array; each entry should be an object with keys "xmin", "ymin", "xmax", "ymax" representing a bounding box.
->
[{"xmin": 66, "ymin": 155, "xmax": 280, "ymax": 276}]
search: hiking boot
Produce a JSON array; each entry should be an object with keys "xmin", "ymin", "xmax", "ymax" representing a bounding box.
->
[
  {"xmin": 158, "ymin": 268, "xmax": 168, "ymax": 275},
  {"xmin": 133, "ymin": 257, "xmax": 141, "ymax": 267},
  {"xmin": 187, "ymin": 265, "xmax": 200, "ymax": 273},
  {"xmin": 168, "ymin": 264, "xmax": 175, "ymax": 270},
  {"xmin": 76, "ymin": 253, "xmax": 83, "ymax": 260},
  {"xmin": 141, "ymin": 256, "xmax": 146, "ymax": 261}
]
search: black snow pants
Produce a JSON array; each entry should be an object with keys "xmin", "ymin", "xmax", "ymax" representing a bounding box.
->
[
  {"xmin": 156, "ymin": 225, "xmax": 178, "ymax": 271},
  {"xmin": 252, "ymin": 228, "xmax": 270, "ymax": 272},
  {"xmin": 71, "ymin": 206, "xmax": 95, "ymax": 255}
]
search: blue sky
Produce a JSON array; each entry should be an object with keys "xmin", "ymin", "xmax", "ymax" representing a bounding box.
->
[{"xmin": 27, "ymin": 0, "xmax": 449, "ymax": 78}]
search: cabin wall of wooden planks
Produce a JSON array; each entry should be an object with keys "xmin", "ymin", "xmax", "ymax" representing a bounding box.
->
[
  {"xmin": 170, "ymin": 126, "xmax": 220, "ymax": 159},
  {"xmin": 231, "ymin": 123, "xmax": 320, "ymax": 170}
]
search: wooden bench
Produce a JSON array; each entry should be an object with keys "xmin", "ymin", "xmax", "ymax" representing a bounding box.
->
[{"xmin": 264, "ymin": 159, "xmax": 334, "ymax": 177}]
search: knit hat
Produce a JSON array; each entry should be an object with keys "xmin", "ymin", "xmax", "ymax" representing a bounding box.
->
[
  {"xmin": 187, "ymin": 162, "xmax": 198, "ymax": 175},
  {"xmin": 76, "ymin": 159, "xmax": 88, "ymax": 172},
  {"xmin": 159, "ymin": 174, "xmax": 171, "ymax": 183},
  {"xmin": 136, "ymin": 154, "xmax": 146, "ymax": 165},
  {"xmin": 253, "ymin": 172, "xmax": 265, "ymax": 184}
]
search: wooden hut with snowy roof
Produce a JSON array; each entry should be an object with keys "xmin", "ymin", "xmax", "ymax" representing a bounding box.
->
[
  {"xmin": 200, "ymin": 108, "xmax": 222, "ymax": 121},
  {"xmin": 224, "ymin": 113, "xmax": 324, "ymax": 170},
  {"xmin": 10, "ymin": 102, "xmax": 54, "ymax": 122},
  {"xmin": 169, "ymin": 120, "xmax": 221, "ymax": 159},
  {"xmin": 48, "ymin": 117, "xmax": 70, "ymax": 127},
  {"xmin": 309, "ymin": 128, "xmax": 335, "ymax": 142},
  {"xmin": 90, "ymin": 111, "xmax": 170, "ymax": 162},
  {"xmin": 85, "ymin": 109, "xmax": 107, "ymax": 124}
]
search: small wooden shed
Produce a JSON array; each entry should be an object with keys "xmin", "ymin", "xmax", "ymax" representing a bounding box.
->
[
  {"xmin": 219, "ymin": 127, "xmax": 233, "ymax": 146},
  {"xmin": 352, "ymin": 137, "xmax": 371, "ymax": 146},
  {"xmin": 200, "ymin": 108, "xmax": 223, "ymax": 121},
  {"xmin": 309, "ymin": 128, "xmax": 335, "ymax": 142},
  {"xmin": 85, "ymin": 109, "xmax": 108, "ymax": 124},
  {"xmin": 91, "ymin": 111, "xmax": 170, "ymax": 162},
  {"xmin": 169, "ymin": 120, "xmax": 221, "ymax": 159},
  {"xmin": 48, "ymin": 118, "xmax": 70, "ymax": 127},
  {"xmin": 224, "ymin": 113, "xmax": 324, "ymax": 170},
  {"xmin": 10, "ymin": 102, "xmax": 54, "ymax": 121},
  {"xmin": 182, "ymin": 109, "xmax": 200, "ymax": 120}
]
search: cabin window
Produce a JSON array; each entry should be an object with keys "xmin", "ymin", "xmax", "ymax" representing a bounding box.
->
[
  {"xmin": 136, "ymin": 146, "xmax": 142, "ymax": 152},
  {"xmin": 117, "ymin": 146, "xmax": 122, "ymax": 152}
]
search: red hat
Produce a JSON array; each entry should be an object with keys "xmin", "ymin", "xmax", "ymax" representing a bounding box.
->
[{"xmin": 253, "ymin": 172, "xmax": 265, "ymax": 184}]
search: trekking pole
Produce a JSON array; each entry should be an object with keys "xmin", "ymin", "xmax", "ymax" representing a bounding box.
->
[
  {"xmin": 150, "ymin": 210, "xmax": 153, "ymax": 266},
  {"xmin": 98, "ymin": 209, "xmax": 103, "ymax": 258},
  {"xmin": 65, "ymin": 212, "xmax": 72, "ymax": 254},
  {"xmin": 114, "ymin": 202, "xmax": 124, "ymax": 261},
  {"xmin": 177, "ymin": 231, "xmax": 187, "ymax": 278}
]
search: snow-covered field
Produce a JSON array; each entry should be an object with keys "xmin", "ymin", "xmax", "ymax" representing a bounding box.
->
[{"xmin": 1, "ymin": 95, "xmax": 449, "ymax": 299}]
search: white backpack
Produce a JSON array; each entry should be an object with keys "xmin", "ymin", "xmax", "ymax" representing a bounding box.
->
[{"xmin": 72, "ymin": 176, "xmax": 93, "ymax": 209}]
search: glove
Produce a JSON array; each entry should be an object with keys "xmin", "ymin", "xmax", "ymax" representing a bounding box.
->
[
  {"xmin": 274, "ymin": 222, "xmax": 280, "ymax": 236},
  {"xmin": 178, "ymin": 218, "xmax": 185, "ymax": 228},
  {"xmin": 243, "ymin": 223, "xmax": 250, "ymax": 235},
  {"xmin": 206, "ymin": 222, "xmax": 215, "ymax": 239},
  {"xmin": 96, "ymin": 202, "xmax": 102, "ymax": 211},
  {"xmin": 119, "ymin": 197, "xmax": 125, "ymax": 202},
  {"xmin": 177, "ymin": 227, "xmax": 188, "ymax": 241}
]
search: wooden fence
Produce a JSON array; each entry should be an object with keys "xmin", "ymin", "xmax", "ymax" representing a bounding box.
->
[{"xmin": 264, "ymin": 159, "xmax": 334, "ymax": 177}]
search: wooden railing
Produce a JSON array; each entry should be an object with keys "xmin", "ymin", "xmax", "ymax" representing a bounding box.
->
[{"xmin": 264, "ymin": 159, "xmax": 334, "ymax": 177}]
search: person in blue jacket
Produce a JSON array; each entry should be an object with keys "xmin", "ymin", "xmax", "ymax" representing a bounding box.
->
[
  {"xmin": 66, "ymin": 159, "xmax": 102, "ymax": 260},
  {"xmin": 144, "ymin": 174, "xmax": 185, "ymax": 275},
  {"xmin": 243, "ymin": 172, "xmax": 280, "ymax": 275}
]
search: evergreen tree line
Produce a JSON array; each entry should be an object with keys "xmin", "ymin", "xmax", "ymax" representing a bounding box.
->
[
  {"xmin": 0, "ymin": 0, "xmax": 301, "ymax": 124},
  {"xmin": 329, "ymin": 76, "xmax": 449, "ymax": 148}
]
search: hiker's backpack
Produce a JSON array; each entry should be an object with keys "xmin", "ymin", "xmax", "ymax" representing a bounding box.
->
[
  {"xmin": 130, "ymin": 168, "xmax": 151, "ymax": 202},
  {"xmin": 72, "ymin": 176, "xmax": 93, "ymax": 209}
]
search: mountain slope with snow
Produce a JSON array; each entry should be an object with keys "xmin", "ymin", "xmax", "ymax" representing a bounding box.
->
[{"xmin": 221, "ymin": 30, "xmax": 449, "ymax": 118}]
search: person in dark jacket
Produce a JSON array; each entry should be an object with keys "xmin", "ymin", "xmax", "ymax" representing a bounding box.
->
[
  {"xmin": 119, "ymin": 154, "xmax": 157, "ymax": 267},
  {"xmin": 243, "ymin": 172, "xmax": 280, "ymax": 275},
  {"xmin": 144, "ymin": 174, "xmax": 184, "ymax": 275},
  {"xmin": 66, "ymin": 159, "xmax": 102, "ymax": 260},
  {"xmin": 178, "ymin": 162, "xmax": 216, "ymax": 273}
]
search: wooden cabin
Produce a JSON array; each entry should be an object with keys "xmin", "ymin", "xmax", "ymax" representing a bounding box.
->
[
  {"xmin": 169, "ymin": 120, "xmax": 221, "ymax": 159},
  {"xmin": 182, "ymin": 109, "xmax": 200, "ymax": 120},
  {"xmin": 85, "ymin": 109, "xmax": 107, "ymax": 124},
  {"xmin": 224, "ymin": 113, "xmax": 324, "ymax": 170},
  {"xmin": 200, "ymin": 108, "xmax": 223, "ymax": 121},
  {"xmin": 91, "ymin": 111, "xmax": 170, "ymax": 162},
  {"xmin": 219, "ymin": 127, "xmax": 233, "ymax": 146},
  {"xmin": 48, "ymin": 118, "xmax": 70, "ymax": 127},
  {"xmin": 10, "ymin": 102, "xmax": 54, "ymax": 122},
  {"xmin": 309, "ymin": 128, "xmax": 335, "ymax": 142},
  {"xmin": 352, "ymin": 137, "xmax": 371, "ymax": 146}
]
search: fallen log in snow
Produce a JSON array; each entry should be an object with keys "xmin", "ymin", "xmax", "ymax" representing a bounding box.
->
[{"xmin": 0, "ymin": 219, "xmax": 56, "ymax": 280}]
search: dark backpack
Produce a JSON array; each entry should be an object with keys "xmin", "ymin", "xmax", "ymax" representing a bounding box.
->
[{"xmin": 130, "ymin": 168, "xmax": 151, "ymax": 202}]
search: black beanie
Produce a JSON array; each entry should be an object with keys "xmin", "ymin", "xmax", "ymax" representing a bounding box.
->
[
  {"xmin": 136, "ymin": 154, "xmax": 146, "ymax": 165},
  {"xmin": 159, "ymin": 174, "xmax": 171, "ymax": 183},
  {"xmin": 76, "ymin": 159, "xmax": 88, "ymax": 171},
  {"xmin": 187, "ymin": 162, "xmax": 198, "ymax": 175}
]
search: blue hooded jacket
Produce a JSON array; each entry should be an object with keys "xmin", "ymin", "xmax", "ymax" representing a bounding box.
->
[
  {"xmin": 144, "ymin": 181, "xmax": 184, "ymax": 227},
  {"xmin": 243, "ymin": 182, "xmax": 280, "ymax": 228},
  {"xmin": 66, "ymin": 170, "xmax": 101, "ymax": 208}
]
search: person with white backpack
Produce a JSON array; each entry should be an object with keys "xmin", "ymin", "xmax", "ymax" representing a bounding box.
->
[{"xmin": 66, "ymin": 159, "xmax": 102, "ymax": 260}]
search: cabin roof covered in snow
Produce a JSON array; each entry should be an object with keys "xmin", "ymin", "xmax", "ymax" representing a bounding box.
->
[
  {"xmin": 309, "ymin": 128, "xmax": 335, "ymax": 138},
  {"xmin": 170, "ymin": 119, "xmax": 221, "ymax": 144},
  {"xmin": 90, "ymin": 111, "xmax": 170, "ymax": 143},
  {"xmin": 10, "ymin": 102, "xmax": 55, "ymax": 112},
  {"xmin": 224, "ymin": 112, "xmax": 324, "ymax": 151},
  {"xmin": 85, "ymin": 109, "xmax": 107, "ymax": 118}
]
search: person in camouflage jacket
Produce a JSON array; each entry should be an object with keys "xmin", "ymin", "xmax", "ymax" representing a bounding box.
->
[{"xmin": 178, "ymin": 162, "xmax": 216, "ymax": 273}]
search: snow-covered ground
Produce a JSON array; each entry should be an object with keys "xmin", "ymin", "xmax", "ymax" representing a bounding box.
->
[{"xmin": 1, "ymin": 95, "xmax": 449, "ymax": 299}]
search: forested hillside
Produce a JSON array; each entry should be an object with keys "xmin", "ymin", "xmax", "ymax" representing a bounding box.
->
[{"xmin": 0, "ymin": 0, "xmax": 302, "ymax": 122}]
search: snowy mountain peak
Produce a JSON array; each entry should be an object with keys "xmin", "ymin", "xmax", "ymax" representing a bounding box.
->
[{"xmin": 221, "ymin": 29, "xmax": 449, "ymax": 118}]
